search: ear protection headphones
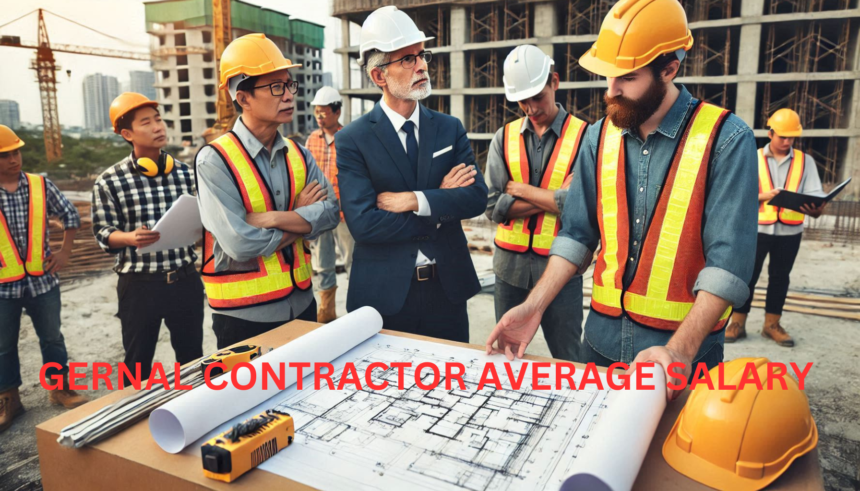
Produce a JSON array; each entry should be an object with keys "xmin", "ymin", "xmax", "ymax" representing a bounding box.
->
[{"xmin": 134, "ymin": 152, "xmax": 175, "ymax": 178}]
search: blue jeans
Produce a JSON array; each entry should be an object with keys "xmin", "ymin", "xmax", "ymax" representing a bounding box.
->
[
  {"xmin": 581, "ymin": 335, "xmax": 725, "ymax": 371},
  {"xmin": 313, "ymin": 222, "xmax": 354, "ymax": 291},
  {"xmin": 0, "ymin": 286, "xmax": 69, "ymax": 392}
]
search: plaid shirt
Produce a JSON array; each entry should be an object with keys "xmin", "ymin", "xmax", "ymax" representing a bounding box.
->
[
  {"xmin": 92, "ymin": 154, "xmax": 197, "ymax": 273},
  {"xmin": 306, "ymin": 127, "xmax": 343, "ymax": 221},
  {"xmin": 0, "ymin": 172, "xmax": 80, "ymax": 298}
]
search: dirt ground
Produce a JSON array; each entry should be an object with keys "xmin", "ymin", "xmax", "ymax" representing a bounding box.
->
[{"xmin": 1, "ymin": 239, "xmax": 858, "ymax": 491}]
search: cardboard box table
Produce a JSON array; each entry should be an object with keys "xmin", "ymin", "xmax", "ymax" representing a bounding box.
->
[{"xmin": 37, "ymin": 321, "xmax": 824, "ymax": 490}]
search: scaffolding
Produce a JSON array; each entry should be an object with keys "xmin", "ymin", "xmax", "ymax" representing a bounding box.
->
[
  {"xmin": 564, "ymin": 89, "xmax": 603, "ymax": 124},
  {"xmin": 469, "ymin": 50, "xmax": 500, "ymax": 88},
  {"xmin": 563, "ymin": 0, "xmax": 612, "ymax": 35},
  {"xmin": 681, "ymin": 29, "xmax": 732, "ymax": 77},
  {"xmin": 680, "ymin": 0, "xmax": 734, "ymax": 21},
  {"xmin": 470, "ymin": 1, "xmax": 530, "ymax": 43},
  {"xmin": 468, "ymin": 95, "xmax": 519, "ymax": 134},
  {"xmin": 430, "ymin": 52, "xmax": 449, "ymax": 89},
  {"xmin": 418, "ymin": 6, "xmax": 449, "ymax": 47}
]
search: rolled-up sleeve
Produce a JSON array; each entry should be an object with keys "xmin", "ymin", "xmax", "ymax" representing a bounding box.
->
[
  {"xmin": 294, "ymin": 146, "xmax": 340, "ymax": 240},
  {"xmin": 549, "ymin": 123, "xmax": 601, "ymax": 272},
  {"xmin": 196, "ymin": 147, "xmax": 284, "ymax": 263},
  {"xmin": 485, "ymin": 129, "xmax": 516, "ymax": 224},
  {"xmin": 693, "ymin": 116, "xmax": 759, "ymax": 307}
]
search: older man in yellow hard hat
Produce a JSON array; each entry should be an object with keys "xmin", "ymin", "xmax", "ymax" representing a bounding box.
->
[
  {"xmin": 487, "ymin": 0, "xmax": 759, "ymax": 400},
  {"xmin": 726, "ymin": 108, "xmax": 825, "ymax": 347},
  {"xmin": 196, "ymin": 34, "xmax": 339, "ymax": 348}
]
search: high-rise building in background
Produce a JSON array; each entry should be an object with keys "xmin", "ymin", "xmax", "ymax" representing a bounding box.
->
[
  {"xmin": 130, "ymin": 70, "xmax": 157, "ymax": 100},
  {"xmin": 144, "ymin": 0, "xmax": 325, "ymax": 147},
  {"xmin": 83, "ymin": 73, "xmax": 120, "ymax": 132},
  {"xmin": 0, "ymin": 100, "xmax": 21, "ymax": 129}
]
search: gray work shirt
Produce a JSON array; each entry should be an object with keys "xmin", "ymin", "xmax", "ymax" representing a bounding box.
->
[
  {"xmin": 758, "ymin": 143, "xmax": 823, "ymax": 236},
  {"xmin": 485, "ymin": 103, "xmax": 572, "ymax": 289},
  {"xmin": 196, "ymin": 117, "xmax": 339, "ymax": 322}
]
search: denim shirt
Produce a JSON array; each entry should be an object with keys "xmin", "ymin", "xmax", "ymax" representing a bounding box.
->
[{"xmin": 549, "ymin": 86, "xmax": 758, "ymax": 363}]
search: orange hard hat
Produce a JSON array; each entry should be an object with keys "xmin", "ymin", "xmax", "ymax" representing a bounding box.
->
[
  {"xmin": 110, "ymin": 93, "xmax": 159, "ymax": 134},
  {"xmin": 578, "ymin": 0, "xmax": 694, "ymax": 78},
  {"xmin": 219, "ymin": 33, "xmax": 301, "ymax": 90},
  {"xmin": 0, "ymin": 125, "xmax": 25, "ymax": 153},
  {"xmin": 767, "ymin": 108, "xmax": 803, "ymax": 137},
  {"xmin": 663, "ymin": 357, "xmax": 818, "ymax": 491}
]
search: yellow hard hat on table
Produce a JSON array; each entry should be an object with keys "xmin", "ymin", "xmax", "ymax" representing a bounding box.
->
[
  {"xmin": 218, "ymin": 33, "xmax": 301, "ymax": 91},
  {"xmin": 578, "ymin": 0, "xmax": 694, "ymax": 78},
  {"xmin": 663, "ymin": 357, "xmax": 818, "ymax": 491},
  {"xmin": 767, "ymin": 108, "xmax": 803, "ymax": 137},
  {"xmin": 0, "ymin": 125, "xmax": 24, "ymax": 153}
]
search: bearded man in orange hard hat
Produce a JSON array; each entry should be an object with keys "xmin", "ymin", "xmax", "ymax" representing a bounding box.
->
[
  {"xmin": 726, "ymin": 108, "xmax": 826, "ymax": 347},
  {"xmin": 487, "ymin": 0, "xmax": 760, "ymax": 400}
]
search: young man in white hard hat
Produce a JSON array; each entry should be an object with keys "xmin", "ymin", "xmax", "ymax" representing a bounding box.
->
[
  {"xmin": 337, "ymin": 6, "xmax": 488, "ymax": 342},
  {"xmin": 487, "ymin": 0, "xmax": 759, "ymax": 398},
  {"xmin": 196, "ymin": 34, "xmax": 339, "ymax": 348},
  {"xmin": 306, "ymin": 86, "xmax": 353, "ymax": 323},
  {"xmin": 486, "ymin": 45, "xmax": 588, "ymax": 362},
  {"xmin": 0, "ymin": 125, "xmax": 88, "ymax": 432},
  {"xmin": 92, "ymin": 93, "xmax": 204, "ymax": 387},
  {"xmin": 726, "ymin": 108, "xmax": 825, "ymax": 347}
]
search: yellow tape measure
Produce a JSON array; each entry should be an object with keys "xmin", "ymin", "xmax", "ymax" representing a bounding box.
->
[
  {"xmin": 201, "ymin": 344, "xmax": 262, "ymax": 377},
  {"xmin": 201, "ymin": 409, "xmax": 295, "ymax": 483}
]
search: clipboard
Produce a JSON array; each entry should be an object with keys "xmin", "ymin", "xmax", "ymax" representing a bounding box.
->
[{"xmin": 767, "ymin": 178, "xmax": 852, "ymax": 213}]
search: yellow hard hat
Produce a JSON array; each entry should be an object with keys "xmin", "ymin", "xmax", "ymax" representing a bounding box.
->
[
  {"xmin": 0, "ymin": 125, "xmax": 24, "ymax": 153},
  {"xmin": 219, "ymin": 33, "xmax": 301, "ymax": 90},
  {"xmin": 578, "ymin": 0, "xmax": 694, "ymax": 78},
  {"xmin": 663, "ymin": 358, "xmax": 818, "ymax": 491},
  {"xmin": 767, "ymin": 108, "xmax": 803, "ymax": 137},
  {"xmin": 110, "ymin": 93, "xmax": 159, "ymax": 134}
]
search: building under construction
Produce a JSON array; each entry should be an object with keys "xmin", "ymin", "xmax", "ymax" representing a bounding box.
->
[
  {"xmin": 333, "ymin": 0, "xmax": 860, "ymax": 196},
  {"xmin": 143, "ymin": 0, "xmax": 325, "ymax": 147}
]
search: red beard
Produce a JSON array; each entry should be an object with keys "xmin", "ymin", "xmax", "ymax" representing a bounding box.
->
[{"xmin": 604, "ymin": 78, "xmax": 667, "ymax": 130}]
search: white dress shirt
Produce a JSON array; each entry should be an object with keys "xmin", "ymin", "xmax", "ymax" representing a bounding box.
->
[{"xmin": 379, "ymin": 99, "xmax": 435, "ymax": 267}]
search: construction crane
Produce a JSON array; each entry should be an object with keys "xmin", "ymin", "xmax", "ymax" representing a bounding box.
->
[
  {"xmin": 0, "ymin": 9, "xmax": 207, "ymax": 162},
  {"xmin": 212, "ymin": 0, "xmax": 235, "ymax": 133}
]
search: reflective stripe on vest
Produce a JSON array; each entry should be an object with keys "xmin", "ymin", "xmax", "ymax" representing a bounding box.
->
[
  {"xmin": 494, "ymin": 114, "xmax": 587, "ymax": 256},
  {"xmin": 758, "ymin": 148, "xmax": 805, "ymax": 226},
  {"xmin": 592, "ymin": 102, "xmax": 732, "ymax": 331},
  {"xmin": 0, "ymin": 173, "xmax": 46, "ymax": 284},
  {"xmin": 201, "ymin": 133, "xmax": 312, "ymax": 310}
]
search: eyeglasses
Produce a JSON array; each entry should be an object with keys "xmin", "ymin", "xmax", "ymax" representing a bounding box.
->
[
  {"xmin": 378, "ymin": 51, "xmax": 433, "ymax": 69},
  {"xmin": 253, "ymin": 80, "xmax": 300, "ymax": 96}
]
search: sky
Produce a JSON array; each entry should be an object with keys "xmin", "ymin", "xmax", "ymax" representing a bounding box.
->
[{"xmin": 0, "ymin": 0, "xmax": 342, "ymax": 127}]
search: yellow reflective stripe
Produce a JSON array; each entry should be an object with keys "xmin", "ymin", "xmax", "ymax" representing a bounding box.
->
[
  {"xmin": 598, "ymin": 122, "xmax": 624, "ymax": 298},
  {"xmin": 506, "ymin": 118, "xmax": 526, "ymax": 184},
  {"xmin": 625, "ymin": 292, "xmax": 731, "ymax": 322},
  {"xmin": 292, "ymin": 238, "xmax": 313, "ymax": 283},
  {"xmin": 219, "ymin": 137, "xmax": 269, "ymax": 214},
  {"xmin": 496, "ymin": 219, "xmax": 530, "ymax": 247},
  {"xmin": 25, "ymin": 174, "xmax": 46, "ymax": 274},
  {"xmin": 284, "ymin": 139, "xmax": 307, "ymax": 206},
  {"xmin": 0, "ymin": 211, "xmax": 24, "ymax": 282},
  {"xmin": 644, "ymin": 104, "xmax": 722, "ymax": 302},
  {"xmin": 206, "ymin": 253, "xmax": 295, "ymax": 301},
  {"xmin": 779, "ymin": 150, "xmax": 805, "ymax": 223},
  {"xmin": 758, "ymin": 149, "xmax": 778, "ymax": 223},
  {"xmin": 593, "ymin": 283, "xmax": 622, "ymax": 309}
]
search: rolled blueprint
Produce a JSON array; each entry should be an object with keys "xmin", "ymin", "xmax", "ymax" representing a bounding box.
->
[
  {"xmin": 561, "ymin": 364, "xmax": 668, "ymax": 491},
  {"xmin": 149, "ymin": 306, "xmax": 383, "ymax": 453}
]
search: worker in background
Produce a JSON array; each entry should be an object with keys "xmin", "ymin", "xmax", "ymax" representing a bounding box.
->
[
  {"xmin": 486, "ymin": 45, "xmax": 588, "ymax": 362},
  {"xmin": 306, "ymin": 86, "xmax": 353, "ymax": 323},
  {"xmin": 92, "ymin": 93, "xmax": 203, "ymax": 386},
  {"xmin": 197, "ymin": 34, "xmax": 338, "ymax": 348},
  {"xmin": 726, "ymin": 108, "xmax": 825, "ymax": 347},
  {"xmin": 0, "ymin": 125, "xmax": 88, "ymax": 433},
  {"xmin": 486, "ymin": 0, "xmax": 758, "ymax": 398},
  {"xmin": 337, "ymin": 6, "xmax": 488, "ymax": 342}
]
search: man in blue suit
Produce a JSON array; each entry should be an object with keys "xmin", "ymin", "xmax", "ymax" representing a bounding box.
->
[{"xmin": 336, "ymin": 6, "xmax": 488, "ymax": 343}]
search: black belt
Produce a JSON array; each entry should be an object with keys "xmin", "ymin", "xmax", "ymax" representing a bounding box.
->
[
  {"xmin": 414, "ymin": 264, "xmax": 437, "ymax": 282},
  {"xmin": 122, "ymin": 262, "xmax": 197, "ymax": 284}
]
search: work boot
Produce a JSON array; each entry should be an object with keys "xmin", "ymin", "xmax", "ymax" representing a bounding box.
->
[
  {"xmin": 317, "ymin": 286, "xmax": 338, "ymax": 324},
  {"xmin": 0, "ymin": 387, "xmax": 25, "ymax": 433},
  {"xmin": 725, "ymin": 322, "xmax": 746, "ymax": 343},
  {"xmin": 47, "ymin": 375, "xmax": 90, "ymax": 409},
  {"xmin": 762, "ymin": 314, "xmax": 795, "ymax": 347}
]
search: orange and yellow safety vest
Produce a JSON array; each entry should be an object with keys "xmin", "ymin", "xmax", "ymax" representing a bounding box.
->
[
  {"xmin": 201, "ymin": 133, "xmax": 313, "ymax": 310},
  {"xmin": 495, "ymin": 114, "xmax": 587, "ymax": 256},
  {"xmin": 0, "ymin": 173, "xmax": 47, "ymax": 284},
  {"xmin": 758, "ymin": 148, "xmax": 805, "ymax": 226},
  {"xmin": 591, "ymin": 102, "xmax": 733, "ymax": 331}
]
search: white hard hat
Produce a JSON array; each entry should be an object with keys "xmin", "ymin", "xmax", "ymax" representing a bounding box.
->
[
  {"xmin": 311, "ymin": 86, "xmax": 342, "ymax": 106},
  {"xmin": 503, "ymin": 45, "xmax": 555, "ymax": 102},
  {"xmin": 358, "ymin": 6, "xmax": 434, "ymax": 66}
]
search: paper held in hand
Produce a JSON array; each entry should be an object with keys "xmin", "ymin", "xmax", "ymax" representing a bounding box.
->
[{"xmin": 137, "ymin": 195, "xmax": 202, "ymax": 254}]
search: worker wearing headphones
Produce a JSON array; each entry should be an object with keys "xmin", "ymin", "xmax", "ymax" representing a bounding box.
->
[{"xmin": 92, "ymin": 93, "xmax": 204, "ymax": 386}]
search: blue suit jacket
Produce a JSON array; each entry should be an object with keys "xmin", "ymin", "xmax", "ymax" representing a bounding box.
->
[{"xmin": 336, "ymin": 103, "xmax": 488, "ymax": 316}]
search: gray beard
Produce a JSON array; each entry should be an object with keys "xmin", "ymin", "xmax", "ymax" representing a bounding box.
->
[{"xmin": 388, "ymin": 75, "xmax": 432, "ymax": 101}]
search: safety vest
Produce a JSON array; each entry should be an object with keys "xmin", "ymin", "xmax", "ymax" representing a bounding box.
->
[
  {"xmin": 591, "ymin": 102, "xmax": 733, "ymax": 331},
  {"xmin": 201, "ymin": 133, "xmax": 313, "ymax": 310},
  {"xmin": 0, "ymin": 173, "xmax": 47, "ymax": 284},
  {"xmin": 495, "ymin": 114, "xmax": 587, "ymax": 256},
  {"xmin": 758, "ymin": 148, "xmax": 805, "ymax": 226}
]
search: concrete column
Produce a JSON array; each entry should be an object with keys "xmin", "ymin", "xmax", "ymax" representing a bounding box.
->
[
  {"xmin": 741, "ymin": 0, "xmax": 766, "ymax": 17},
  {"xmin": 735, "ymin": 22, "xmax": 762, "ymax": 127},
  {"xmin": 340, "ymin": 17, "xmax": 352, "ymax": 122},
  {"xmin": 449, "ymin": 7, "xmax": 467, "ymax": 122},
  {"xmin": 534, "ymin": 1, "xmax": 558, "ymax": 58}
]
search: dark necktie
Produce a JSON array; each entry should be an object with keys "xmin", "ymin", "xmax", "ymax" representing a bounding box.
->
[{"xmin": 402, "ymin": 120, "xmax": 418, "ymax": 170}]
